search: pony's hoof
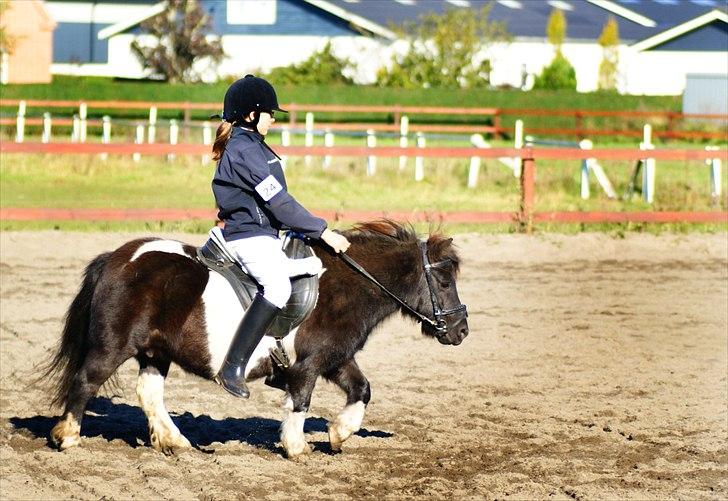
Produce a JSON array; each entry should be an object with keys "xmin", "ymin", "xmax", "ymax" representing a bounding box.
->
[
  {"xmin": 151, "ymin": 431, "xmax": 191, "ymax": 455},
  {"xmin": 51, "ymin": 416, "xmax": 81, "ymax": 451},
  {"xmin": 328, "ymin": 425, "xmax": 343, "ymax": 452},
  {"xmin": 285, "ymin": 442, "xmax": 312, "ymax": 459}
]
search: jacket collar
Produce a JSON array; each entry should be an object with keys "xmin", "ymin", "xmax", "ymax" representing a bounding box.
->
[{"xmin": 232, "ymin": 126, "xmax": 264, "ymax": 142}]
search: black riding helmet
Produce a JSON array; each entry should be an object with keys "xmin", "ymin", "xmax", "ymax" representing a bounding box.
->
[{"xmin": 222, "ymin": 74, "xmax": 287, "ymax": 125}]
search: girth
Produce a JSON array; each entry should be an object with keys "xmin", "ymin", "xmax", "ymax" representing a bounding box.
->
[{"xmin": 196, "ymin": 231, "xmax": 319, "ymax": 339}]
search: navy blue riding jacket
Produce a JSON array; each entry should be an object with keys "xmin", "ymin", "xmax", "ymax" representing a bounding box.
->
[{"xmin": 212, "ymin": 127, "xmax": 327, "ymax": 241}]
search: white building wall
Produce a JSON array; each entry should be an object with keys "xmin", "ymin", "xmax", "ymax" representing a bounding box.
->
[
  {"xmin": 621, "ymin": 50, "xmax": 728, "ymax": 96},
  {"xmin": 49, "ymin": 30, "xmax": 726, "ymax": 97}
]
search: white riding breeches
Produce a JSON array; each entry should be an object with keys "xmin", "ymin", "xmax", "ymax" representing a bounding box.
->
[{"xmin": 226, "ymin": 235, "xmax": 322, "ymax": 308}]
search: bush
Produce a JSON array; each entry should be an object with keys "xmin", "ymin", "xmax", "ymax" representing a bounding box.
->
[
  {"xmin": 262, "ymin": 42, "xmax": 352, "ymax": 86},
  {"xmin": 533, "ymin": 52, "xmax": 577, "ymax": 90}
]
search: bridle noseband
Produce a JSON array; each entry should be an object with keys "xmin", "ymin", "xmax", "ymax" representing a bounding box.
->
[
  {"xmin": 419, "ymin": 241, "xmax": 468, "ymax": 337},
  {"xmin": 339, "ymin": 241, "xmax": 468, "ymax": 338}
]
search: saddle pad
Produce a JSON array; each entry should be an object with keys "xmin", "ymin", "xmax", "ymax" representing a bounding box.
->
[{"xmin": 197, "ymin": 235, "xmax": 319, "ymax": 338}]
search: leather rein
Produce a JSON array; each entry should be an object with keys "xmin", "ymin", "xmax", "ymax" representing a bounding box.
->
[{"xmin": 339, "ymin": 241, "xmax": 467, "ymax": 336}]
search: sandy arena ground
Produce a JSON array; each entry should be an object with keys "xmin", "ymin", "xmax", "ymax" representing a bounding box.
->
[{"xmin": 0, "ymin": 230, "xmax": 726, "ymax": 500}]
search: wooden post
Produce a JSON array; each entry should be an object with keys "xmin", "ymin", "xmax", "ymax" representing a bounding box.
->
[
  {"xmin": 148, "ymin": 106, "xmax": 157, "ymax": 144},
  {"xmin": 468, "ymin": 133, "xmax": 486, "ymax": 189},
  {"xmin": 399, "ymin": 115, "xmax": 409, "ymax": 170},
  {"xmin": 415, "ymin": 132, "xmax": 426, "ymax": 181},
  {"xmin": 366, "ymin": 129, "xmax": 377, "ymax": 176},
  {"xmin": 640, "ymin": 124, "xmax": 655, "ymax": 204},
  {"xmin": 323, "ymin": 128, "xmax": 333, "ymax": 169},
  {"xmin": 520, "ymin": 156, "xmax": 535, "ymax": 234},
  {"xmin": 79, "ymin": 103, "xmax": 87, "ymax": 143},
  {"xmin": 41, "ymin": 112, "xmax": 52, "ymax": 144},
  {"xmin": 15, "ymin": 100, "xmax": 26, "ymax": 143},
  {"xmin": 133, "ymin": 124, "xmax": 144, "ymax": 162},
  {"xmin": 706, "ymin": 146, "xmax": 722, "ymax": 201},
  {"xmin": 513, "ymin": 119, "xmax": 523, "ymax": 177},
  {"xmin": 168, "ymin": 119, "xmax": 178, "ymax": 162},
  {"xmin": 101, "ymin": 115, "xmax": 111, "ymax": 161},
  {"xmin": 493, "ymin": 109, "xmax": 502, "ymax": 139},
  {"xmin": 71, "ymin": 115, "xmax": 80, "ymax": 143},
  {"xmin": 575, "ymin": 111, "xmax": 583, "ymax": 141}
]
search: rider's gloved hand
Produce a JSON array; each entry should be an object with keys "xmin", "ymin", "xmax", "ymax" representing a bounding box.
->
[{"xmin": 321, "ymin": 228, "xmax": 350, "ymax": 253}]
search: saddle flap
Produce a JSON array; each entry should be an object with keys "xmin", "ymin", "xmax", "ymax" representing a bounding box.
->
[{"xmin": 196, "ymin": 230, "xmax": 320, "ymax": 339}]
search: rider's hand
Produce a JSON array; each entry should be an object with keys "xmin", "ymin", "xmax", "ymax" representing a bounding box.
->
[{"xmin": 321, "ymin": 228, "xmax": 350, "ymax": 254}]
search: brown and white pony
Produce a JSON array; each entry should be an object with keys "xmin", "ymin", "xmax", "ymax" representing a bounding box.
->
[{"xmin": 41, "ymin": 220, "xmax": 469, "ymax": 457}]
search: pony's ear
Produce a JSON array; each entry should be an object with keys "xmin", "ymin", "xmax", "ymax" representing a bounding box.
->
[{"xmin": 426, "ymin": 236, "xmax": 454, "ymax": 260}]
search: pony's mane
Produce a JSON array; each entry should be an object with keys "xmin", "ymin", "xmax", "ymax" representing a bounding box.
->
[{"xmin": 344, "ymin": 220, "xmax": 460, "ymax": 273}]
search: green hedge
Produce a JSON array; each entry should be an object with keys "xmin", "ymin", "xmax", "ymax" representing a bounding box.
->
[{"xmin": 0, "ymin": 76, "xmax": 692, "ymax": 140}]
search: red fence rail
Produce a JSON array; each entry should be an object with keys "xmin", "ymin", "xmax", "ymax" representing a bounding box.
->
[
  {"xmin": 2, "ymin": 99, "xmax": 726, "ymax": 140},
  {"xmin": 2, "ymin": 141, "xmax": 725, "ymax": 230}
]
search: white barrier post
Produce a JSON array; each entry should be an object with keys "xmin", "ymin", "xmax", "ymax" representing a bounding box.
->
[
  {"xmin": 41, "ymin": 112, "xmax": 52, "ymax": 144},
  {"xmin": 202, "ymin": 121, "xmax": 212, "ymax": 165},
  {"xmin": 580, "ymin": 139, "xmax": 591, "ymax": 199},
  {"xmin": 168, "ymin": 119, "xmax": 179, "ymax": 162},
  {"xmin": 71, "ymin": 115, "xmax": 80, "ymax": 143},
  {"xmin": 399, "ymin": 116, "xmax": 409, "ymax": 170},
  {"xmin": 640, "ymin": 124, "xmax": 655, "ymax": 203},
  {"xmin": 513, "ymin": 119, "xmax": 523, "ymax": 177},
  {"xmin": 706, "ymin": 146, "xmax": 722, "ymax": 200},
  {"xmin": 133, "ymin": 124, "xmax": 144, "ymax": 162},
  {"xmin": 148, "ymin": 106, "xmax": 157, "ymax": 144},
  {"xmin": 281, "ymin": 126, "xmax": 290, "ymax": 170},
  {"xmin": 323, "ymin": 128, "xmax": 333, "ymax": 169},
  {"xmin": 415, "ymin": 132, "xmax": 426, "ymax": 181},
  {"xmin": 15, "ymin": 100, "xmax": 26, "ymax": 143},
  {"xmin": 366, "ymin": 129, "xmax": 377, "ymax": 176},
  {"xmin": 468, "ymin": 133, "xmax": 488, "ymax": 188},
  {"xmin": 580, "ymin": 139, "xmax": 616, "ymax": 199},
  {"xmin": 100, "ymin": 115, "xmax": 111, "ymax": 161},
  {"xmin": 304, "ymin": 112, "xmax": 314, "ymax": 166},
  {"xmin": 79, "ymin": 103, "xmax": 87, "ymax": 143}
]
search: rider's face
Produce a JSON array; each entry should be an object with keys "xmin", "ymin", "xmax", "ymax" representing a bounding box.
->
[{"xmin": 256, "ymin": 111, "xmax": 275, "ymax": 136}]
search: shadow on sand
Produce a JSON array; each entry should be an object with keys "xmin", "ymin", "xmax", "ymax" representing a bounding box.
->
[{"xmin": 9, "ymin": 397, "xmax": 393, "ymax": 456}]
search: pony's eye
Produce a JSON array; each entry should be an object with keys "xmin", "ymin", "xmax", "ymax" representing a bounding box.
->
[{"xmin": 441, "ymin": 281, "xmax": 451, "ymax": 289}]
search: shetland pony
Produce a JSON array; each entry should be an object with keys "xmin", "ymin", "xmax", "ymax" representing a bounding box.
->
[{"xmin": 42, "ymin": 220, "xmax": 468, "ymax": 457}]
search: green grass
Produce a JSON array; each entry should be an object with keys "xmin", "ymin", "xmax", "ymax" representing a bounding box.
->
[{"xmin": 1, "ymin": 152, "xmax": 725, "ymax": 234}]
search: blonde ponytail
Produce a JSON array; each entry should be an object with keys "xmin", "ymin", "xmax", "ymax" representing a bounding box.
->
[{"xmin": 212, "ymin": 121, "xmax": 233, "ymax": 162}]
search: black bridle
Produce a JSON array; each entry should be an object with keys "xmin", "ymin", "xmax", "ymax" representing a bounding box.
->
[{"xmin": 338, "ymin": 241, "xmax": 468, "ymax": 337}]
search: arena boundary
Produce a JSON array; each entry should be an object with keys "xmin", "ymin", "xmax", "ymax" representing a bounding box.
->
[{"xmin": 1, "ymin": 142, "xmax": 726, "ymax": 232}]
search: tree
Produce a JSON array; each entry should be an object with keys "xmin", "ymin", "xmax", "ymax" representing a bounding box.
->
[
  {"xmin": 546, "ymin": 8, "xmax": 566, "ymax": 49},
  {"xmin": 598, "ymin": 17, "xmax": 620, "ymax": 91},
  {"xmin": 130, "ymin": 0, "xmax": 224, "ymax": 83},
  {"xmin": 263, "ymin": 42, "xmax": 353, "ymax": 85},
  {"xmin": 376, "ymin": 5, "xmax": 509, "ymax": 89},
  {"xmin": 534, "ymin": 9, "xmax": 577, "ymax": 90},
  {"xmin": 0, "ymin": 2, "xmax": 16, "ymax": 56}
]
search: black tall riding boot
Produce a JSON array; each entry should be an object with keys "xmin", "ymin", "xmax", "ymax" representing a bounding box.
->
[{"xmin": 215, "ymin": 294, "xmax": 280, "ymax": 398}]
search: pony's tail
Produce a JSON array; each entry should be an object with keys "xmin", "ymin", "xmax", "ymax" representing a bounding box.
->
[{"xmin": 37, "ymin": 252, "xmax": 111, "ymax": 409}]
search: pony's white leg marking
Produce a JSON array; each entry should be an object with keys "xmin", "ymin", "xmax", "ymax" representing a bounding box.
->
[
  {"xmin": 202, "ymin": 271, "xmax": 299, "ymax": 375},
  {"xmin": 136, "ymin": 366, "xmax": 190, "ymax": 454},
  {"xmin": 280, "ymin": 394, "xmax": 311, "ymax": 458},
  {"xmin": 328, "ymin": 401, "xmax": 366, "ymax": 451},
  {"xmin": 130, "ymin": 240, "xmax": 188, "ymax": 262},
  {"xmin": 51, "ymin": 413, "xmax": 81, "ymax": 450}
]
